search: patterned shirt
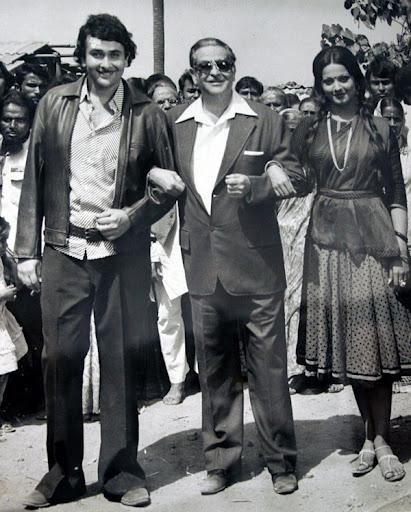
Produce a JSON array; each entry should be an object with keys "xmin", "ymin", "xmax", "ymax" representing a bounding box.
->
[{"xmin": 57, "ymin": 79, "xmax": 124, "ymax": 260}]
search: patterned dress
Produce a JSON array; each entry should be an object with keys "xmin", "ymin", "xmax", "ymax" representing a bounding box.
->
[{"xmin": 293, "ymin": 115, "xmax": 411, "ymax": 384}]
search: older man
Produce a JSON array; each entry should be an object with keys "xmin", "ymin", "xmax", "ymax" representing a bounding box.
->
[
  {"xmin": 16, "ymin": 14, "xmax": 182, "ymax": 508},
  {"xmin": 150, "ymin": 37, "xmax": 304, "ymax": 497}
]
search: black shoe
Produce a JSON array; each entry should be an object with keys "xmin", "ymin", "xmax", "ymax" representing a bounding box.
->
[
  {"xmin": 121, "ymin": 487, "xmax": 151, "ymax": 507},
  {"xmin": 272, "ymin": 473, "xmax": 298, "ymax": 495},
  {"xmin": 200, "ymin": 469, "xmax": 227, "ymax": 495},
  {"xmin": 22, "ymin": 490, "xmax": 50, "ymax": 509}
]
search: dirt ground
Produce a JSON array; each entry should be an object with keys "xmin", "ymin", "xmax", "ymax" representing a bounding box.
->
[{"xmin": 1, "ymin": 387, "xmax": 411, "ymax": 512}]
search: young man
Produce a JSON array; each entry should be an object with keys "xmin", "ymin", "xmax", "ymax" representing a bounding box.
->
[
  {"xmin": 235, "ymin": 76, "xmax": 263, "ymax": 101},
  {"xmin": 365, "ymin": 58, "xmax": 398, "ymax": 109},
  {"xmin": 16, "ymin": 14, "xmax": 183, "ymax": 508},
  {"xmin": 150, "ymin": 37, "xmax": 305, "ymax": 497},
  {"xmin": 15, "ymin": 63, "xmax": 49, "ymax": 107},
  {"xmin": 178, "ymin": 69, "xmax": 200, "ymax": 102}
]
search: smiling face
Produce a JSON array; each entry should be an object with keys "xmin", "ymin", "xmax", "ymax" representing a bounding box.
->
[
  {"xmin": 83, "ymin": 36, "xmax": 127, "ymax": 94},
  {"xmin": 321, "ymin": 63, "xmax": 357, "ymax": 109},
  {"xmin": 192, "ymin": 44, "xmax": 235, "ymax": 100}
]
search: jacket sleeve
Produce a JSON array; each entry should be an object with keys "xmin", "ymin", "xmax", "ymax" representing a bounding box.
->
[
  {"xmin": 122, "ymin": 105, "xmax": 177, "ymax": 230},
  {"xmin": 246, "ymin": 113, "xmax": 309, "ymax": 205},
  {"xmin": 384, "ymin": 128, "xmax": 407, "ymax": 210},
  {"xmin": 14, "ymin": 102, "xmax": 45, "ymax": 259}
]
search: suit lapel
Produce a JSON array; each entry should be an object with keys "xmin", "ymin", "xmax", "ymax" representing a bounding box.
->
[
  {"xmin": 214, "ymin": 114, "xmax": 257, "ymax": 188},
  {"xmin": 175, "ymin": 118, "xmax": 208, "ymax": 211}
]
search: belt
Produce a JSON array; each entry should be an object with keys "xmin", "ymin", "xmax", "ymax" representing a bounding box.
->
[
  {"xmin": 318, "ymin": 189, "xmax": 380, "ymax": 199},
  {"xmin": 68, "ymin": 223, "xmax": 105, "ymax": 242}
]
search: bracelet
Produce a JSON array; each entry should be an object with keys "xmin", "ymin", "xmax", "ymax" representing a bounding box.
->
[
  {"xmin": 395, "ymin": 231, "xmax": 408, "ymax": 243},
  {"xmin": 399, "ymin": 255, "xmax": 409, "ymax": 264},
  {"xmin": 264, "ymin": 160, "xmax": 284, "ymax": 173}
]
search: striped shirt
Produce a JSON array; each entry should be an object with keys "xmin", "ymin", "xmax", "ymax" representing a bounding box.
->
[{"xmin": 57, "ymin": 79, "xmax": 124, "ymax": 260}]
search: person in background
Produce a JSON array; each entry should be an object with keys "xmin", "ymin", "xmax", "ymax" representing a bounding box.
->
[
  {"xmin": 280, "ymin": 108, "xmax": 302, "ymax": 133},
  {"xmin": 299, "ymin": 97, "xmax": 321, "ymax": 118},
  {"xmin": 235, "ymin": 76, "xmax": 263, "ymax": 101},
  {"xmin": 0, "ymin": 63, "xmax": 14, "ymax": 101},
  {"xmin": 14, "ymin": 63, "xmax": 49, "ymax": 108},
  {"xmin": 0, "ymin": 217, "xmax": 27, "ymax": 440},
  {"xmin": 395, "ymin": 63, "xmax": 411, "ymax": 138},
  {"xmin": 260, "ymin": 86, "xmax": 286, "ymax": 112},
  {"xmin": 149, "ymin": 83, "xmax": 179, "ymax": 111},
  {"xmin": 149, "ymin": 80, "xmax": 191, "ymax": 405},
  {"xmin": 365, "ymin": 58, "xmax": 398, "ymax": 111},
  {"xmin": 284, "ymin": 93, "xmax": 300, "ymax": 110},
  {"xmin": 178, "ymin": 69, "xmax": 200, "ymax": 102},
  {"xmin": 145, "ymin": 73, "xmax": 177, "ymax": 97},
  {"xmin": 0, "ymin": 91, "xmax": 44, "ymax": 419},
  {"xmin": 283, "ymin": 46, "xmax": 411, "ymax": 482}
]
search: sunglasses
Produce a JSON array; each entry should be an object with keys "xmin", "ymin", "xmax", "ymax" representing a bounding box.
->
[{"xmin": 193, "ymin": 59, "xmax": 234, "ymax": 75}]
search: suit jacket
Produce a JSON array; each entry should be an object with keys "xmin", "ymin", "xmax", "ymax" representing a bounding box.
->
[{"xmin": 167, "ymin": 98, "xmax": 305, "ymax": 296}]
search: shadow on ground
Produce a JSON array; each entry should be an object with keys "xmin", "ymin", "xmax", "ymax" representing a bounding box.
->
[{"xmin": 127, "ymin": 414, "xmax": 411, "ymax": 493}]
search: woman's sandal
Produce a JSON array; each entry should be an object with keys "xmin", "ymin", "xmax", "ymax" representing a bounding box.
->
[
  {"xmin": 375, "ymin": 445, "xmax": 406, "ymax": 482},
  {"xmin": 351, "ymin": 449, "xmax": 376, "ymax": 476}
]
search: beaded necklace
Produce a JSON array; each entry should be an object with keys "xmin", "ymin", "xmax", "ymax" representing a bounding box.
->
[{"xmin": 327, "ymin": 113, "xmax": 353, "ymax": 172}]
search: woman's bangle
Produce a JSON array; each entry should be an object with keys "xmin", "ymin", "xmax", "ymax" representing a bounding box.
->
[
  {"xmin": 395, "ymin": 231, "xmax": 408, "ymax": 243},
  {"xmin": 399, "ymin": 254, "xmax": 409, "ymax": 264}
]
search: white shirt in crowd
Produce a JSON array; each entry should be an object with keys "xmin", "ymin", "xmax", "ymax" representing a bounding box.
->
[{"xmin": 0, "ymin": 138, "xmax": 30, "ymax": 253}]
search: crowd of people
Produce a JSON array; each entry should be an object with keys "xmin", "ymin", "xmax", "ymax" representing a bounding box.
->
[{"xmin": 0, "ymin": 11, "xmax": 410, "ymax": 509}]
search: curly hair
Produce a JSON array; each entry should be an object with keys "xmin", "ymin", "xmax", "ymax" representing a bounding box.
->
[
  {"xmin": 74, "ymin": 14, "xmax": 137, "ymax": 66},
  {"xmin": 305, "ymin": 46, "xmax": 385, "ymax": 163}
]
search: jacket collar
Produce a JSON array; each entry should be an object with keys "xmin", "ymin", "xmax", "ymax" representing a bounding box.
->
[
  {"xmin": 61, "ymin": 75, "xmax": 151, "ymax": 106},
  {"xmin": 176, "ymin": 91, "xmax": 258, "ymax": 125}
]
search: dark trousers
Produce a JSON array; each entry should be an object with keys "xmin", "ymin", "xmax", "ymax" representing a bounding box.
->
[
  {"xmin": 37, "ymin": 246, "xmax": 150, "ymax": 501},
  {"xmin": 190, "ymin": 282, "xmax": 297, "ymax": 475}
]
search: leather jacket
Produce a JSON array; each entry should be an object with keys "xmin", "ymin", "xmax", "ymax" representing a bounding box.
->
[{"xmin": 15, "ymin": 77, "xmax": 175, "ymax": 259}]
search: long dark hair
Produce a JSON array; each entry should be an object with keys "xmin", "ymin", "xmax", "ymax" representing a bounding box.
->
[{"xmin": 306, "ymin": 46, "xmax": 384, "ymax": 160}]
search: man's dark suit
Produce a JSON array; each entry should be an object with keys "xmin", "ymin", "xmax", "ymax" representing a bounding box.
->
[{"xmin": 166, "ymin": 99, "xmax": 304, "ymax": 476}]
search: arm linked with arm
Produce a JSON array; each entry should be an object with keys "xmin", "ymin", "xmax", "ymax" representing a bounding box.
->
[{"xmin": 122, "ymin": 107, "xmax": 180, "ymax": 231}]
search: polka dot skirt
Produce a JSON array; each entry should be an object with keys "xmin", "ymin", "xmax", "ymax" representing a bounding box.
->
[{"xmin": 297, "ymin": 243, "xmax": 411, "ymax": 383}]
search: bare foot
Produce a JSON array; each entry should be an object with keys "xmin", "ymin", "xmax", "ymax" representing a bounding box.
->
[
  {"xmin": 163, "ymin": 382, "xmax": 185, "ymax": 405},
  {"xmin": 375, "ymin": 444, "xmax": 405, "ymax": 482}
]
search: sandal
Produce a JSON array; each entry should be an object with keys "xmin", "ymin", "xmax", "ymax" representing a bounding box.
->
[
  {"xmin": 375, "ymin": 445, "xmax": 406, "ymax": 482},
  {"xmin": 351, "ymin": 449, "xmax": 375, "ymax": 476},
  {"xmin": 1, "ymin": 423, "xmax": 15, "ymax": 433}
]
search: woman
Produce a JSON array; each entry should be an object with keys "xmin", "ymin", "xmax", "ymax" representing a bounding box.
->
[{"xmin": 269, "ymin": 46, "xmax": 411, "ymax": 482}]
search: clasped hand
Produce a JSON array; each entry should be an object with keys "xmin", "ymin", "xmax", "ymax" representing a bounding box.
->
[
  {"xmin": 225, "ymin": 174, "xmax": 251, "ymax": 198},
  {"xmin": 265, "ymin": 164, "xmax": 296, "ymax": 197},
  {"xmin": 148, "ymin": 167, "xmax": 185, "ymax": 197},
  {"xmin": 95, "ymin": 209, "xmax": 131, "ymax": 240}
]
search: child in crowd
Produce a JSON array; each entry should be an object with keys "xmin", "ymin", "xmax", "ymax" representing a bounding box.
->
[{"xmin": 0, "ymin": 217, "xmax": 27, "ymax": 439}]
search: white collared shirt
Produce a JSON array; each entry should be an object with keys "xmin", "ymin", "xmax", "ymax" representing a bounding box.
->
[
  {"xmin": 176, "ymin": 91, "xmax": 257, "ymax": 214},
  {"xmin": 0, "ymin": 138, "xmax": 30, "ymax": 252}
]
